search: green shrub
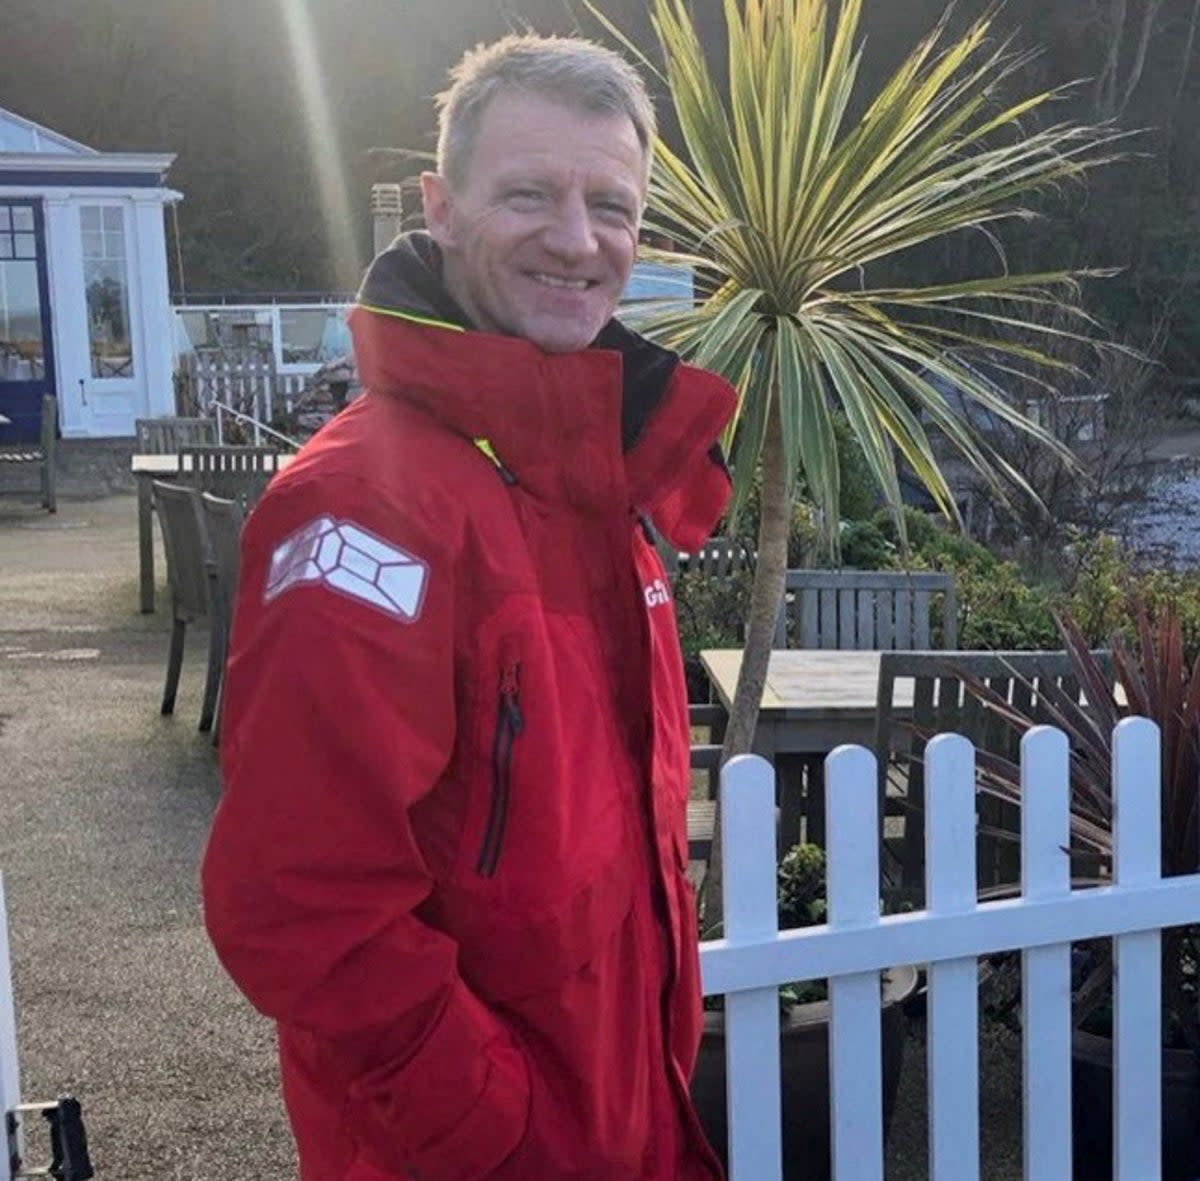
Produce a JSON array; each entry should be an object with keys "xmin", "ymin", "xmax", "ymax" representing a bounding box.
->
[
  {"xmin": 672, "ymin": 569, "xmax": 754, "ymax": 699},
  {"xmin": 839, "ymin": 518, "xmax": 895, "ymax": 569},
  {"xmin": 867, "ymin": 507, "xmax": 1059, "ymax": 649},
  {"xmin": 1063, "ymin": 532, "xmax": 1200, "ymax": 661},
  {"xmin": 954, "ymin": 560, "xmax": 1060, "ymax": 649}
]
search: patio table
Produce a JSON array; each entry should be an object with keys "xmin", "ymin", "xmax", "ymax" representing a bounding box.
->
[
  {"xmin": 132, "ymin": 451, "xmax": 294, "ymax": 613},
  {"xmin": 700, "ymin": 648, "xmax": 920, "ymax": 847},
  {"xmin": 700, "ymin": 648, "xmax": 917, "ymax": 759}
]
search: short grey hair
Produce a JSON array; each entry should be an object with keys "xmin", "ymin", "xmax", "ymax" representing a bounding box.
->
[{"xmin": 435, "ymin": 34, "xmax": 656, "ymax": 189}]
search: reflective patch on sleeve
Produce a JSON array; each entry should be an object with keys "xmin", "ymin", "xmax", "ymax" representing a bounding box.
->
[{"xmin": 264, "ymin": 516, "xmax": 429, "ymax": 622}]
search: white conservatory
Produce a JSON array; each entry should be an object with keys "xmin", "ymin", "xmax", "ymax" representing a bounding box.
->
[{"xmin": 0, "ymin": 106, "xmax": 180, "ymax": 442}]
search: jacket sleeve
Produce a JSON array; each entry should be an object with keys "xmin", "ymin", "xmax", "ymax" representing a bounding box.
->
[{"xmin": 200, "ymin": 476, "xmax": 530, "ymax": 1181}]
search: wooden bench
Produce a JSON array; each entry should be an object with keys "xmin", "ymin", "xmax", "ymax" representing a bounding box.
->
[
  {"xmin": 687, "ymin": 800, "xmax": 717, "ymax": 861},
  {"xmin": 774, "ymin": 567, "xmax": 958, "ymax": 649},
  {"xmin": 0, "ymin": 394, "xmax": 56, "ymax": 512}
]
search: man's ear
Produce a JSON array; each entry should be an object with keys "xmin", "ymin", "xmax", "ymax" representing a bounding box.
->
[{"xmin": 421, "ymin": 172, "xmax": 457, "ymax": 249}]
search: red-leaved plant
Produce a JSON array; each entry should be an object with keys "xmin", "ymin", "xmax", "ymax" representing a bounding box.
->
[{"xmin": 966, "ymin": 607, "xmax": 1200, "ymax": 1050}]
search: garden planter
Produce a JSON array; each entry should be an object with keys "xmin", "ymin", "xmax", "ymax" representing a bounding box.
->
[
  {"xmin": 1071, "ymin": 1027, "xmax": 1200, "ymax": 1181},
  {"xmin": 690, "ymin": 965, "xmax": 919, "ymax": 1180}
]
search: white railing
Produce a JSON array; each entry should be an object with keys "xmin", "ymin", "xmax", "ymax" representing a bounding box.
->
[
  {"xmin": 211, "ymin": 400, "xmax": 301, "ymax": 451},
  {"xmin": 1, "ymin": 875, "xmax": 22, "ymax": 1181},
  {"xmin": 702, "ymin": 718, "xmax": 1200, "ymax": 1181}
]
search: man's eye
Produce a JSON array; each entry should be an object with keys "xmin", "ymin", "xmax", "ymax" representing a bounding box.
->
[
  {"xmin": 507, "ymin": 189, "xmax": 546, "ymax": 204},
  {"xmin": 595, "ymin": 201, "xmax": 634, "ymax": 220}
]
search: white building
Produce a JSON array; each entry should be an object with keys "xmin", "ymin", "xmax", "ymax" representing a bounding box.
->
[{"xmin": 0, "ymin": 106, "xmax": 180, "ymax": 442}]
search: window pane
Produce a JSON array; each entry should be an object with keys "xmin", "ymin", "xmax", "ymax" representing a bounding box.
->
[
  {"xmin": 279, "ymin": 309, "xmax": 327, "ymax": 364},
  {"xmin": 317, "ymin": 310, "xmax": 352, "ymax": 362},
  {"xmin": 178, "ymin": 311, "xmax": 209, "ymax": 349},
  {"xmin": 0, "ymin": 208, "xmax": 10, "ymax": 232},
  {"xmin": 0, "ymin": 239, "xmax": 11, "ymax": 261},
  {"xmin": 0, "ymin": 259, "xmax": 47, "ymax": 381},
  {"xmin": 81, "ymin": 230, "xmax": 102, "ymax": 259},
  {"xmin": 85, "ymin": 254, "xmax": 135, "ymax": 379},
  {"xmin": 102, "ymin": 206, "xmax": 123, "ymax": 233},
  {"xmin": 11, "ymin": 207, "xmax": 33, "ymax": 232},
  {"xmin": 13, "ymin": 233, "xmax": 36, "ymax": 260},
  {"xmin": 80, "ymin": 207, "xmax": 100, "ymax": 231}
]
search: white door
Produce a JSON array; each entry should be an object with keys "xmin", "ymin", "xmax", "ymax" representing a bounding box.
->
[{"xmin": 73, "ymin": 200, "xmax": 145, "ymax": 436}]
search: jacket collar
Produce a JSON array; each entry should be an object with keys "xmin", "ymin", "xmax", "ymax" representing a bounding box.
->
[{"xmin": 351, "ymin": 232, "xmax": 735, "ymax": 547}]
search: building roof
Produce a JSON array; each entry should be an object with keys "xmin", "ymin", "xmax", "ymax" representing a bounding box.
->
[
  {"xmin": 0, "ymin": 105, "xmax": 96, "ymax": 155},
  {"xmin": 0, "ymin": 105, "xmax": 176, "ymax": 189}
]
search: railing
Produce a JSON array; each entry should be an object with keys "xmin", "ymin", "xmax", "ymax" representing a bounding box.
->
[
  {"xmin": 211, "ymin": 400, "xmax": 300, "ymax": 452},
  {"xmin": 703, "ymin": 718, "xmax": 1200, "ymax": 1180}
]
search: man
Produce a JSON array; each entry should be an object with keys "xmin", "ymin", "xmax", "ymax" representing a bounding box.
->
[{"xmin": 202, "ymin": 33, "xmax": 736, "ymax": 1181}]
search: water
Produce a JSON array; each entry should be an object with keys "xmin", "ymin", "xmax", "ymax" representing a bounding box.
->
[{"xmin": 1117, "ymin": 462, "xmax": 1200, "ymax": 568}]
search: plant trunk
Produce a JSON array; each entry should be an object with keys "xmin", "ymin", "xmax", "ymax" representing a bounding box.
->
[{"xmin": 700, "ymin": 398, "xmax": 793, "ymax": 928}]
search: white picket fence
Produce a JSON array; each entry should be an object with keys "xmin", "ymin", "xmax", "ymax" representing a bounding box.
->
[{"xmin": 702, "ymin": 717, "xmax": 1200, "ymax": 1180}]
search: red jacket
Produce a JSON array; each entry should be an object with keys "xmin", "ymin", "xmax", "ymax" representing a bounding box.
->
[{"xmin": 202, "ymin": 238, "xmax": 736, "ymax": 1181}]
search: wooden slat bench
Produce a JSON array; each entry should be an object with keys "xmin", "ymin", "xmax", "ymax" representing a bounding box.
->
[{"xmin": 0, "ymin": 394, "xmax": 56, "ymax": 512}]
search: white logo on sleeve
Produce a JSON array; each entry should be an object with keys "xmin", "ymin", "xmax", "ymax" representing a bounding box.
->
[
  {"xmin": 264, "ymin": 516, "xmax": 428, "ymax": 622},
  {"xmin": 643, "ymin": 578, "xmax": 672, "ymax": 609}
]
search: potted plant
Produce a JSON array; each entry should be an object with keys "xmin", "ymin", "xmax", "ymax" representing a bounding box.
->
[
  {"xmin": 966, "ymin": 607, "xmax": 1200, "ymax": 1181},
  {"xmin": 690, "ymin": 843, "xmax": 919, "ymax": 1180}
]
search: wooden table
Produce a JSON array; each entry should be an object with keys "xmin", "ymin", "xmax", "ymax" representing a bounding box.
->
[
  {"xmin": 700, "ymin": 649, "xmax": 919, "ymax": 847},
  {"xmin": 132, "ymin": 452, "xmax": 294, "ymax": 613},
  {"xmin": 700, "ymin": 649, "xmax": 916, "ymax": 759}
]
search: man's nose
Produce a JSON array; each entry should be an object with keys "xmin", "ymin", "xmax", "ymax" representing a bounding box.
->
[{"xmin": 542, "ymin": 193, "xmax": 599, "ymax": 261}]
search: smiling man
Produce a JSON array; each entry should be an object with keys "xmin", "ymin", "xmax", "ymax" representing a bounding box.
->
[{"xmin": 202, "ymin": 34, "xmax": 737, "ymax": 1181}]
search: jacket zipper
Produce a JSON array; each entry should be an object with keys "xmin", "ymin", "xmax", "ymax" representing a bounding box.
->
[{"xmin": 477, "ymin": 657, "xmax": 523, "ymax": 877}]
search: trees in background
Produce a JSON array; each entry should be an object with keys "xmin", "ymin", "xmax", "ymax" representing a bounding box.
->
[
  {"xmin": 2, "ymin": 0, "xmax": 1198, "ymax": 384},
  {"xmin": 597, "ymin": 0, "xmax": 1117, "ymax": 918}
]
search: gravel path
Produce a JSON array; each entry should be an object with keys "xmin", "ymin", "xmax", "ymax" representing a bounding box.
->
[{"xmin": 0, "ymin": 494, "xmax": 293, "ymax": 1180}]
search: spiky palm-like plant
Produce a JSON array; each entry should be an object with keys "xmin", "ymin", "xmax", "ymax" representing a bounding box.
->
[{"xmin": 589, "ymin": 0, "xmax": 1122, "ymax": 917}]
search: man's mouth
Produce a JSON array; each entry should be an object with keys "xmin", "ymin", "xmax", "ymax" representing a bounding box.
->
[{"xmin": 529, "ymin": 272, "xmax": 593, "ymax": 292}]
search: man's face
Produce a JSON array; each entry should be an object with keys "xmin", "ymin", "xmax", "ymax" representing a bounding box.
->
[{"xmin": 422, "ymin": 90, "xmax": 646, "ymax": 354}]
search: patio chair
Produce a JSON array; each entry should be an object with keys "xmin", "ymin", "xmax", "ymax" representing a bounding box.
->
[
  {"xmin": 874, "ymin": 649, "xmax": 1114, "ymax": 901},
  {"xmin": 154, "ymin": 481, "xmax": 222, "ymax": 732},
  {"xmin": 178, "ymin": 444, "xmax": 279, "ymax": 510},
  {"xmin": 0, "ymin": 394, "xmax": 57, "ymax": 512},
  {"xmin": 200, "ymin": 492, "xmax": 245, "ymax": 745},
  {"xmin": 674, "ymin": 535, "xmax": 755, "ymax": 580},
  {"xmin": 773, "ymin": 568, "xmax": 958, "ymax": 649},
  {"xmin": 689, "ymin": 700, "xmax": 726, "ymax": 796},
  {"xmin": 773, "ymin": 568, "xmax": 959, "ymax": 847},
  {"xmin": 134, "ymin": 416, "xmax": 217, "ymax": 453}
]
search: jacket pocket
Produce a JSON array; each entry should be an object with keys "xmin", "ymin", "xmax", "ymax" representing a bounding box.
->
[{"xmin": 477, "ymin": 641, "xmax": 523, "ymax": 877}]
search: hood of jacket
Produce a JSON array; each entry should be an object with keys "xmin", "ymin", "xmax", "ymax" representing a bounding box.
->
[{"xmin": 350, "ymin": 232, "xmax": 736, "ymax": 550}]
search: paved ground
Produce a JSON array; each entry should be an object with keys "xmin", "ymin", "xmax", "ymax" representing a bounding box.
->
[
  {"xmin": 0, "ymin": 491, "xmax": 293, "ymax": 1180},
  {"xmin": 0, "ymin": 486, "xmax": 1024, "ymax": 1180}
]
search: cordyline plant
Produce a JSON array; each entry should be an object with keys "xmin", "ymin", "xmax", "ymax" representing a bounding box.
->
[
  {"xmin": 967, "ymin": 609, "xmax": 1200, "ymax": 1050},
  {"xmin": 587, "ymin": 0, "xmax": 1124, "ymax": 925}
]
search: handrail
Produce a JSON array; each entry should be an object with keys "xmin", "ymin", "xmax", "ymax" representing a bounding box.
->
[{"xmin": 210, "ymin": 400, "xmax": 301, "ymax": 451}]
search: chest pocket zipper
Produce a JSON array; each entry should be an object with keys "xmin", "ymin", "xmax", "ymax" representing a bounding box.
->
[{"xmin": 477, "ymin": 657, "xmax": 524, "ymax": 877}]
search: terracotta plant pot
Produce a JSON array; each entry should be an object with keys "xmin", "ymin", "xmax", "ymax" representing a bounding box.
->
[
  {"xmin": 690, "ymin": 964, "xmax": 919, "ymax": 1180},
  {"xmin": 1071, "ymin": 1027, "xmax": 1200, "ymax": 1181}
]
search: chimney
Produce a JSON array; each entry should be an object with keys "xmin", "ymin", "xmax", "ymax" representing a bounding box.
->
[{"xmin": 371, "ymin": 183, "xmax": 405, "ymax": 255}]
